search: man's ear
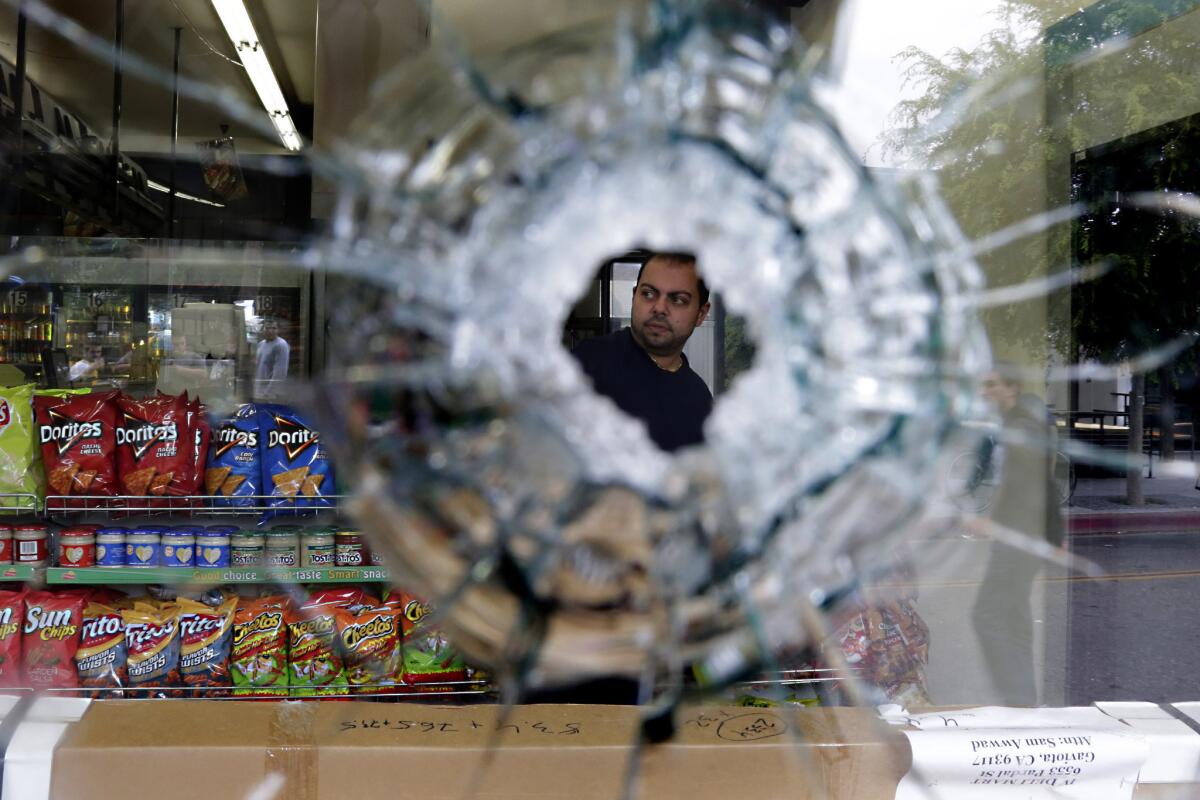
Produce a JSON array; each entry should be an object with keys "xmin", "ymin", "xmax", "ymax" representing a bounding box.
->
[{"xmin": 695, "ymin": 302, "xmax": 711, "ymax": 327}]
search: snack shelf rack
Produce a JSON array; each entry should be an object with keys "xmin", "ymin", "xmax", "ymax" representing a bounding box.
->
[
  {"xmin": 0, "ymin": 493, "xmax": 40, "ymax": 516},
  {"xmin": 33, "ymin": 679, "xmax": 497, "ymax": 701},
  {"xmin": 0, "ymin": 564, "xmax": 38, "ymax": 582},
  {"xmin": 44, "ymin": 565, "xmax": 392, "ymax": 585},
  {"xmin": 44, "ymin": 493, "xmax": 348, "ymax": 517}
]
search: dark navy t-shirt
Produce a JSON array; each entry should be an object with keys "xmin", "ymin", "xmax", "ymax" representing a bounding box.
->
[{"xmin": 571, "ymin": 328, "xmax": 713, "ymax": 452}]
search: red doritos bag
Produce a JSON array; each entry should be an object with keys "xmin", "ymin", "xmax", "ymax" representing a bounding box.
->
[
  {"xmin": 33, "ymin": 391, "xmax": 119, "ymax": 500},
  {"xmin": 23, "ymin": 590, "xmax": 85, "ymax": 689},
  {"xmin": 116, "ymin": 393, "xmax": 192, "ymax": 501},
  {"xmin": 0, "ymin": 589, "xmax": 24, "ymax": 687},
  {"xmin": 189, "ymin": 400, "xmax": 211, "ymax": 496}
]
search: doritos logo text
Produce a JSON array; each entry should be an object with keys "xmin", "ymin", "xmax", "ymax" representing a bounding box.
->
[
  {"xmin": 213, "ymin": 425, "xmax": 257, "ymax": 457},
  {"xmin": 267, "ymin": 416, "xmax": 318, "ymax": 460},
  {"xmin": 116, "ymin": 418, "xmax": 179, "ymax": 459},
  {"xmin": 39, "ymin": 415, "xmax": 102, "ymax": 453}
]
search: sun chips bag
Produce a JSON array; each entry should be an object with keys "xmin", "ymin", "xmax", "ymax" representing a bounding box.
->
[
  {"xmin": 23, "ymin": 590, "xmax": 85, "ymax": 689},
  {"xmin": 0, "ymin": 589, "xmax": 24, "ymax": 687}
]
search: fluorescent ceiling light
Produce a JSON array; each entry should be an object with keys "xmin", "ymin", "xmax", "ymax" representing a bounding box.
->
[
  {"xmin": 210, "ymin": 0, "xmax": 302, "ymax": 151},
  {"xmin": 147, "ymin": 179, "xmax": 226, "ymax": 208}
]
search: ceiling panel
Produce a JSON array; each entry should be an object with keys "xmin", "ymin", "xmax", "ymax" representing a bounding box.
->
[{"xmin": 0, "ymin": 0, "xmax": 315, "ymax": 154}]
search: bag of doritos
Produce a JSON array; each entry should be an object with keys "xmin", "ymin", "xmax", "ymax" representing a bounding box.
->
[
  {"xmin": 0, "ymin": 589, "xmax": 24, "ymax": 687},
  {"xmin": 116, "ymin": 393, "xmax": 192, "ymax": 501},
  {"xmin": 207, "ymin": 404, "xmax": 261, "ymax": 508},
  {"xmin": 334, "ymin": 605, "xmax": 403, "ymax": 694},
  {"xmin": 0, "ymin": 385, "xmax": 44, "ymax": 507},
  {"xmin": 188, "ymin": 400, "xmax": 211, "ymax": 496},
  {"xmin": 23, "ymin": 590, "xmax": 85, "ymax": 690},
  {"xmin": 231, "ymin": 596, "xmax": 289, "ymax": 697},
  {"xmin": 76, "ymin": 603, "xmax": 126, "ymax": 697},
  {"xmin": 33, "ymin": 390, "xmax": 119, "ymax": 502},
  {"xmin": 287, "ymin": 598, "xmax": 348, "ymax": 697},
  {"xmin": 179, "ymin": 597, "xmax": 236, "ymax": 697},
  {"xmin": 257, "ymin": 404, "xmax": 334, "ymax": 518}
]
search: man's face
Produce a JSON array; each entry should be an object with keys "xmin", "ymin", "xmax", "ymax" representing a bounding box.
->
[
  {"xmin": 263, "ymin": 322, "xmax": 278, "ymax": 341},
  {"xmin": 629, "ymin": 258, "xmax": 710, "ymax": 356},
  {"xmin": 981, "ymin": 371, "xmax": 1018, "ymax": 412}
]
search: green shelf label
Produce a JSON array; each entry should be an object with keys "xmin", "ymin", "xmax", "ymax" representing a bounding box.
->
[
  {"xmin": 45, "ymin": 566, "xmax": 391, "ymax": 585},
  {"xmin": 0, "ymin": 564, "xmax": 38, "ymax": 582}
]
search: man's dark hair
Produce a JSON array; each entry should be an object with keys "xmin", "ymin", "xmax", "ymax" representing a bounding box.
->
[{"xmin": 634, "ymin": 251, "xmax": 710, "ymax": 308}]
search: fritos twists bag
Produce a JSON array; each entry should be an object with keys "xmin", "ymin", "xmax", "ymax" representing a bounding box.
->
[
  {"xmin": 23, "ymin": 590, "xmax": 85, "ymax": 689},
  {"xmin": 76, "ymin": 603, "xmax": 126, "ymax": 697},
  {"xmin": 258, "ymin": 405, "xmax": 334, "ymax": 517},
  {"xmin": 123, "ymin": 605, "xmax": 182, "ymax": 698},
  {"xmin": 0, "ymin": 384, "xmax": 44, "ymax": 507},
  {"xmin": 0, "ymin": 589, "xmax": 24, "ymax": 687},
  {"xmin": 390, "ymin": 591, "xmax": 467, "ymax": 688},
  {"xmin": 34, "ymin": 390, "xmax": 119, "ymax": 501},
  {"xmin": 334, "ymin": 605, "xmax": 402, "ymax": 694},
  {"xmin": 231, "ymin": 597, "xmax": 289, "ymax": 697},
  {"xmin": 287, "ymin": 598, "xmax": 347, "ymax": 697},
  {"xmin": 179, "ymin": 597, "xmax": 236, "ymax": 696},
  {"xmin": 207, "ymin": 404, "xmax": 261, "ymax": 507}
]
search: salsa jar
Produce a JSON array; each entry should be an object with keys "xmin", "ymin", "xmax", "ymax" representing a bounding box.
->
[
  {"xmin": 58, "ymin": 529, "xmax": 95, "ymax": 568},
  {"xmin": 334, "ymin": 530, "xmax": 364, "ymax": 567},
  {"xmin": 14, "ymin": 522, "xmax": 49, "ymax": 566}
]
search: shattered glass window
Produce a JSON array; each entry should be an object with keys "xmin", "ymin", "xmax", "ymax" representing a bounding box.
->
[{"xmin": 0, "ymin": 0, "xmax": 1198, "ymax": 796}]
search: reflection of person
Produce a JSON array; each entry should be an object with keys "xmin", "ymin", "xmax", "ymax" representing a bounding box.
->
[
  {"xmin": 68, "ymin": 347, "xmax": 104, "ymax": 383},
  {"xmin": 255, "ymin": 319, "xmax": 290, "ymax": 398},
  {"xmin": 571, "ymin": 252, "xmax": 713, "ymax": 452},
  {"xmin": 971, "ymin": 369, "xmax": 1064, "ymax": 706}
]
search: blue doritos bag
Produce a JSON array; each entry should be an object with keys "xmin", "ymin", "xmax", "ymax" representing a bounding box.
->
[
  {"xmin": 257, "ymin": 404, "xmax": 334, "ymax": 519},
  {"xmin": 206, "ymin": 404, "xmax": 262, "ymax": 508}
]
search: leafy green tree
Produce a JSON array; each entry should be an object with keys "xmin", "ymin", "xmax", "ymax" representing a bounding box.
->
[{"xmin": 884, "ymin": 0, "xmax": 1200, "ymax": 504}]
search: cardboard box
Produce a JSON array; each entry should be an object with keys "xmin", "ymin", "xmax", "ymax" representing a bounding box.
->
[{"xmin": 50, "ymin": 702, "xmax": 909, "ymax": 799}]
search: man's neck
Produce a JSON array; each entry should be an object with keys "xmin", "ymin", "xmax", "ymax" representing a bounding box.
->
[{"xmin": 629, "ymin": 330, "xmax": 683, "ymax": 372}]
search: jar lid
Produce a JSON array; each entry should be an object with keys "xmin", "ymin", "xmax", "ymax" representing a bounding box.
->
[
  {"xmin": 60, "ymin": 531, "xmax": 94, "ymax": 540},
  {"xmin": 13, "ymin": 522, "xmax": 48, "ymax": 532},
  {"xmin": 170, "ymin": 526, "xmax": 207, "ymax": 534},
  {"xmin": 334, "ymin": 529, "xmax": 361, "ymax": 537},
  {"xmin": 162, "ymin": 530, "xmax": 196, "ymax": 538},
  {"xmin": 304, "ymin": 528, "xmax": 335, "ymax": 537},
  {"xmin": 70, "ymin": 524, "xmax": 102, "ymax": 532},
  {"xmin": 133, "ymin": 526, "xmax": 168, "ymax": 534},
  {"xmin": 196, "ymin": 529, "xmax": 231, "ymax": 538},
  {"xmin": 270, "ymin": 524, "xmax": 303, "ymax": 532},
  {"xmin": 233, "ymin": 531, "xmax": 264, "ymax": 539},
  {"xmin": 127, "ymin": 530, "xmax": 161, "ymax": 538},
  {"xmin": 265, "ymin": 530, "xmax": 299, "ymax": 540},
  {"xmin": 95, "ymin": 527, "xmax": 129, "ymax": 535}
]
